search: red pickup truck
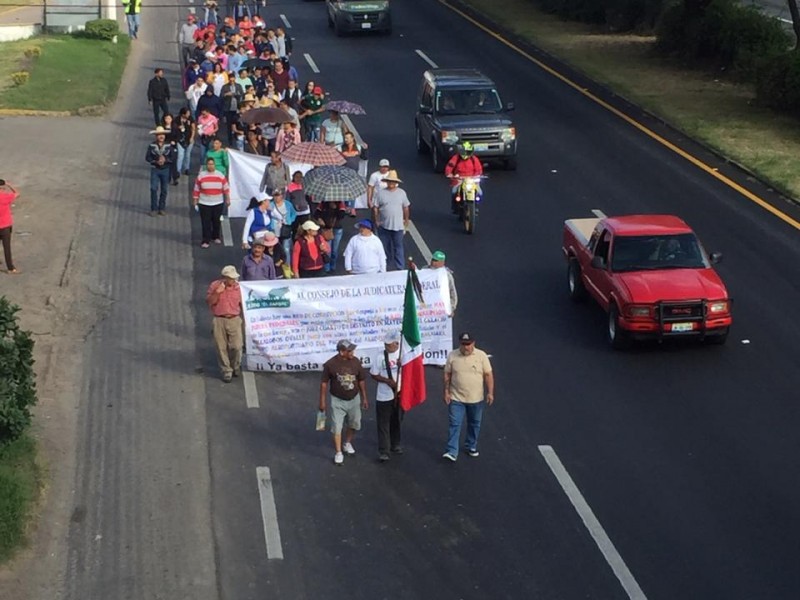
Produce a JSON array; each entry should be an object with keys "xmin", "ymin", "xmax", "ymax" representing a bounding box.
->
[{"xmin": 562, "ymin": 214, "xmax": 732, "ymax": 348}]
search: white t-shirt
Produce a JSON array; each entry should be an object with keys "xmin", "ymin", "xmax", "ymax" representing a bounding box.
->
[
  {"xmin": 368, "ymin": 169, "xmax": 389, "ymax": 191},
  {"xmin": 370, "ymin": 349, "xmax": 400, "ymax": 402}
]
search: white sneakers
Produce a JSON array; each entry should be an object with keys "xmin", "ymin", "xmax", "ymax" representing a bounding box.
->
[
  {"xmin": 343, "ymin": 442, "xmax": 356, "ymax": 455},
  {"xmin": 334, "ymin": 452, "xmax": 344, "ymax": 465}
]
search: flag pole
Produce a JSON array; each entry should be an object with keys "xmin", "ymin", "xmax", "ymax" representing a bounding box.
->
[{"xmin": 396, "ymin": 257, "xmax": 415, "ymax": 396}]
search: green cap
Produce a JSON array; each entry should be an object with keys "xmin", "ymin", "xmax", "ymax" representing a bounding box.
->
[{"xmin": 432, "ymin": 250, "xmax": 446, "ymax": 261}]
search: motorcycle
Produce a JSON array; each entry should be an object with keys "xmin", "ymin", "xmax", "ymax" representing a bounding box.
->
[{"xmin": 451, "ymin": 175, "xmax": 487, "ymax": 235}]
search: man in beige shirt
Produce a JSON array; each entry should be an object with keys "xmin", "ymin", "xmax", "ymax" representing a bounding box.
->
[{"xmin": 443, "ymin": 332, "xmax": 494, "ymax": 461}]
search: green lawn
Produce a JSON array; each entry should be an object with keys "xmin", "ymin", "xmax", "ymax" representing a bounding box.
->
[
  {"xmin": 461, "ymin": 0, "xmax": 800, "ymax": 198},
  {"xmin": 0, "ymin": 34, "xmax": 130, "ymax": 111},
  {"xmin": 0, "ymin": 435, "xmax": 41, "ymax": 562}
]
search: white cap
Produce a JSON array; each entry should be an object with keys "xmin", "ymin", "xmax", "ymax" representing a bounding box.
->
[{"xmin": 379, "ymin": 159, "xmax": 390, "ymax": 167}]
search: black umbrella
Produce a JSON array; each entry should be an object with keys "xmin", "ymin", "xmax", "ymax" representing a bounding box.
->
[
  {"xmin": 242, "ymin": 106, "xmax": 293, "ymax": 125},
  {"xmin": 241, "ymin": 58, "xmax": 272, "ymax": 71}
]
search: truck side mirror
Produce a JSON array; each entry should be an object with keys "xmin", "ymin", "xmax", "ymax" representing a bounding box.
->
[
  {"xmin": 709, "ymin": 252, "xmax": 723, "ymax": 264},
  {"xmin": 505, "ymin": 102, "xmax": 515, "ymax": 111},
  {"xmin": 591, "ymin": 256, "xmax": 606, "ymax": 270}
]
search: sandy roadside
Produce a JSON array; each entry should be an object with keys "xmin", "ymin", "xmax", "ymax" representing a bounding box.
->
[{"xmin": 0, "ymin": 115, "xmax": 122, "ymax": 599}]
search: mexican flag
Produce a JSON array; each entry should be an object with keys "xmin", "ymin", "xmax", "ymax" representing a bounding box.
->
[{"xmin": 399, "ymin": 267, "xmax": 426, "ymax": 411}]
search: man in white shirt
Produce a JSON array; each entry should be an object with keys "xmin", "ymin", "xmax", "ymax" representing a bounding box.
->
[
  {"xmin": 343, "ymin": 220, "xmax": 386, "ymax": 274},
  {"xmin": 370, "ymin": 332, "xmax": 403, "ymax": 461},
  {"xmin": 367, "ymin": 158, "xmax": 391, "ymax": 209}
]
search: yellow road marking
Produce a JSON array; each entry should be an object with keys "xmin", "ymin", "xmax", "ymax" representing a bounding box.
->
[{"xmin": 438, "ymin": 0, "xmax": 800, "ymax": 232}]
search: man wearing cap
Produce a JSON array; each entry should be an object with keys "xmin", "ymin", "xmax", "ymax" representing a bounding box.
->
[
  {"xmin": 320, "ymin": 340, "xmax": 369, "ymax": 465},
  {"xmin": 428, "ymin": 250, "xmax": 458, "ymax": 316},
  {"xmin": 367, "ymin": 158, "xmax": 391, "ymax": 209},
  {"xmin": 300, "ymin": 86, "xmax": 326, "ymax": 142},
  {"xmin": 442, "ymin": 332, "xmax": 494, "ymax": 461},
  {"xmin": 240, "ymin": 236, "xmax": 277, "ymax": 281},
  {"xmin": 147, "ymin": 68, "xmax": 171, "ymax": 127},
  {"xmin": 260, "ymin": 150, "xmax": 291, "ymax": 195},
  {"xmin": 343, "ymin": 220, "xmax": 386, "ymax": 275},
  {"xmin": 145, "ymin": 126, "xmax": 175, "ymax": 216},
  {"xmin": 206, "ymin": 266, "xmax": 244, "ymax": 383},
  {"xmin": 370, "ymin": 333, "xmax": 403, "ymax": 462},
  {"xmin": 179, "ymin": 15, "xmax": 198, "ymax": 67},
  {"xmin": 193, "ymin": 157, "xmax": 230, "ymax": 247},
  {"xmin": 372, "ymin": 170, "xmax": 410, "ymax": 270}
]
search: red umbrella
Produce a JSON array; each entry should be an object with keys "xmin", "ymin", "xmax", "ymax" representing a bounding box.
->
[{"xmin": 281, "ymin": 142, "xmax": 346, "ymax": 166}]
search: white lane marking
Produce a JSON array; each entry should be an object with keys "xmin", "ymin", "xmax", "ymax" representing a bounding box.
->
[
  {"xmin": 280, "ymin": 13, "xmax": 292, "ymax": 28},
  {"xmin": 256, "ymin": 467, "xmax": 284, "ymax": 560},
  {"xmin": 344, "ymin": 112, "xmax": 435, "ymax": 265},
  {"xmin": 221, "ymin": 216, "xmax": 233, "ymax": 246},
  {"xmin": 415, "ymin": 49, "xmax": 439, "ymax": 69},
  {"xmin": 591, "ymin": 209, "xmax": 608, "ymax": 219},
  {"xmin": 538, "ymin": 445, "xmax": 647, "ymax": 600},
  {"xmin": 243, "ymin": 371, "xmax": 259, "ymax": 409},
  {"xmin": 304, "ymin": 53, "xmax": 320, "ymax": 74},
  {"xmin": 407, "ymin": 221, "xmax": 433, "ymax": 264}
]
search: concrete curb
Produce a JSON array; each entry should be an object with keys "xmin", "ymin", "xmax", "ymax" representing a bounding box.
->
[{"xmin": 0, "ymin": 108, "xmax": 72, "ymax": 117}]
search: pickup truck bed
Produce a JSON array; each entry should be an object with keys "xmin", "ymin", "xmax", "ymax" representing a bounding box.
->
[{"xmin": 563, "ymin": 218, "xmax": 599, "ymax": 249}]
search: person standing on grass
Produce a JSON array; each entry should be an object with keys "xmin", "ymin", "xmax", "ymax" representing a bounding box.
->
[
  {"xmin": 442, "ymin": 332, "xmax": 495, "ymax": 462},
  {"xmin": 0, "ymin": 179, "xmax": 20, "ymax": 274},
  {"xmin": 121, "ymin": 0, "xmax": 141, "ymax": 39},
  {"xmin": 145, "ymin": 126, "xmax": 175, "ymax": 216},
  {"xmin": 147, "ymin": 68, "xmax": 171, "ymax": 127},
  {"xmin": 320, "ymin": 340, "xmax": 369, "ymax": 466},
  {"xmin": 206, "ymin": 265, "xmax": 243, "ymax": 383},
  {"xmin": 193, "ymin": 157, "xmax": 230, "ymax": 248}
]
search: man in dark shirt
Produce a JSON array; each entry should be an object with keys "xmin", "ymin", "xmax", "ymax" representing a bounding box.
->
[
  {"xmin": 147, "ymin": 68, "xmax": 171, "ymax": 126},
  {"xmin": 240, "ymin": 237, "xmax": 277, "ymax": 281},
  {"xmin": 320, "ymin": 340, "xmax": 369, "ymax": 466}
]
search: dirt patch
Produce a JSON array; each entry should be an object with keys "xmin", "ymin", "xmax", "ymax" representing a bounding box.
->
[{"xmin": 0, "ymin": 115, "xmax": 117, "ymax": 600}]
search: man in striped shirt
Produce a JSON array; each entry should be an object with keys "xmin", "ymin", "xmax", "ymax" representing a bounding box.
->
[{"xmin": 193, "ymin": 157, "xmax": 230, "ymax": 248}]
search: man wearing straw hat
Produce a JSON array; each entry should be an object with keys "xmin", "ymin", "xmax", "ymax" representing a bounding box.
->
[
  {"xmin": 145, "ymin": 126, "xmax": 176, "ymax": 216},
  {"xmin": 372, "ymin": 170, "xmax": 410, "ymax": 270},
  {"xmin": 206, "ymin": 265, "xmax": 244, "ymax": 383}
]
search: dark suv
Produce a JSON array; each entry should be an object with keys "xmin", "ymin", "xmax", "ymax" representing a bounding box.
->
[{"xmin": 415, "ymin": 68, "xmax": 517, "ymax": 171}]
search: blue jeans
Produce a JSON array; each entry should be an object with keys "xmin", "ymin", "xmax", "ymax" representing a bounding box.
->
[
  {"xmin": 378, "ymin": 227, "xmax": 405, "ymax": 270},
  {"xmin": 446, "ymin": 400, "xmax": 485, "ymax": 456},
  {"xmin": 282, "ymin": 237, "xmax": 292, "ymax": 268},
  {"xmin": 126, "ymin": 13, "xmax": 140, "ymax": 38},
  {"xmin": 324, "ymin": 227, "xmax": 343, "ymax": 272},
  {"xmin": 150, "ymin": 167, "xmax": 170, "ymax": 211}
]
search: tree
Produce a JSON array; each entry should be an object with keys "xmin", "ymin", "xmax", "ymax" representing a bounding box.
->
[{"xmin": 0, "ymin": 297, "xmax": 37, "ymax": 445}]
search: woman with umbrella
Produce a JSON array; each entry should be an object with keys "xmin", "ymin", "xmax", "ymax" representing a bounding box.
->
[
  {"xmin": 338, "ymin": 132, "xmax": 368, "ymax": 215},
  {"xmin": 314, "ymin": 199, "xmax": 346, "ymax": 274},
  {"xmin": 287, "ymin": 170, "xmax": 312, "ymax": 235},
  {"xmin": 321, "ymin": 110, "xmax": 348, "ymax": 147}
]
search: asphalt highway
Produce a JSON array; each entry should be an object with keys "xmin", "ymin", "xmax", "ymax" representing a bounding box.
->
[{"xmin": 64, "ymin": 0, "xmax": 800, "ymax": 599}]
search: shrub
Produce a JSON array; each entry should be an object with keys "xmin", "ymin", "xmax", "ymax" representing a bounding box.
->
[
  {"xmin": 536, "ymin": 0, "xmax": 606, "ymax": 24},
  {"xmin": 10, "ymin": 71, "xmax": 28, "ymax": 87},
  {"xmin": 0, "ymin": 298, "xmax": 37, "ymax": 445},
  {"xmin": 756, "ymin": 50, "xmax": 800, "ymax": 114},
  {"xmin": 604, "ymin": 0, "xmax": 665, "ymax": 32},
  {"xmin": 23, "ymin": 46, "xmax": 41, "ymax": 59},
  {"xmin": 81, "ymin": 18, "xmax": 119, "ymax": 41},
  {"xmin": 656, "ymin": 0, "xmax": 788, "ymax": 79}
]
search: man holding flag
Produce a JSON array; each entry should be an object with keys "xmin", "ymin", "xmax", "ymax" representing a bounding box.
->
[{"xmin": 370, "ymin": 332, "xmax": 403, "ymax": 462}]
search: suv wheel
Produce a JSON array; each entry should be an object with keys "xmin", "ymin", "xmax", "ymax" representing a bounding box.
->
[
  {"xmin": 431, "ymin": 142, "xmax": 444, "ymax": 173},
  {"xmin": 415, "ymin": 124, "xmax": 427, "ymax": 154}
]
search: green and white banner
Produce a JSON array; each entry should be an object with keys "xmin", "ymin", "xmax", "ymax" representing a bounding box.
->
[{"xmin": 239, "ymin": 269, "xmax": 453, "ymax": 372}]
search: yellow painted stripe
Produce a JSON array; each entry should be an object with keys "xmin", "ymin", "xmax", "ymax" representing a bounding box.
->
[{"xmin": 438, "ymin": 0, "xmax": 800, "ymax": 232}]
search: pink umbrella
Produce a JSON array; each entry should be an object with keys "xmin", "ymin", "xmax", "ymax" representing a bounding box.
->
[{"xmin": 281, "ymin": 142, "xmax": 346, "ymax": 166}]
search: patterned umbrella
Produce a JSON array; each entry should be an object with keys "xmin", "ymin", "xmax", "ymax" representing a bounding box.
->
[
  {"xmin": 303, "ymin": 165, "xmax": 368, "ymax": 202},
  {"xmin": 281, "ymin": 142, "xmax": 347, "ymax": 166},
  {"xmin": 325, "ymin": 100, "xmax": 367, "ymax": 116}
]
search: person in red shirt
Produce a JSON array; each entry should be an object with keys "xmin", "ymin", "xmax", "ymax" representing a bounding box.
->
[
  {"xmin": 444, "ymin": 142, "xmax": 483, "ymax": 213},
  {"xmin": 206, "ymin": 265, "xmax": 243, "ymax": 382},
  {"xmin": 0, "ymin": 179, "xmax": 19, "ymax": 273}
]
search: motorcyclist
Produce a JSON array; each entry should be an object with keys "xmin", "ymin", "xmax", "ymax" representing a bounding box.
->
[{"xmin": 444, "ymin": 141, "xmax": 483, "ymax": 214}]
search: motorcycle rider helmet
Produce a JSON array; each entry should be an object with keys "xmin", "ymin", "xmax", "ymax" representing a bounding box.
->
[{"xmin": 458, "ymin": 141, "xmax": 474, "ymax": 159}]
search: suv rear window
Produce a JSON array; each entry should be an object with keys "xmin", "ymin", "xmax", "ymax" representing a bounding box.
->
[{"xmin": 435, "ymin": 88, "xmax": 502, "ymax": 115}]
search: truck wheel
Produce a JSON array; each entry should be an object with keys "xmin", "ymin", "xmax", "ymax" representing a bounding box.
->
[
  {"xmin": 567, "ymin": 260, "xmax": 587, "ymax": 302},
  {"xmin": 608, "ymin": 304, "xmax": 631, "ymax": 350},
  {"xmin": 415, "ymin": 124, "xmax": 427, "ymax": 154},
  {"xmin": 706, "ymin": 328, "xmax": 729, "ymax": 345}
]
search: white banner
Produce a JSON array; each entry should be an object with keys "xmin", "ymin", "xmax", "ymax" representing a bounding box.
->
[
  {"xmin": 240, "ymin": 269, "xmax": 453, "ymax": 372},
  {"xmin": 227, "ymin": 149, "xmax": 369, "ymax": 218}
]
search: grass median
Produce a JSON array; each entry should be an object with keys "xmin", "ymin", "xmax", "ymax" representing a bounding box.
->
[
  {"xmin": 0, "ymin": 34, "xmax": 130, "ymax": 112},
  {"xmin": 0, "ymin": 435, "xmax": 41, "ymax": 562},
  {"xmin": 460, "ymin": 0, "xmax": 800, "ymax": 199}
]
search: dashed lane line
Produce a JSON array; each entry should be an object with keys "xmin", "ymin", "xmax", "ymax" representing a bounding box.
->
[
  {"xmin": 280, "ymin": 14, "xmax": 292, "ymax": 28},
  {"xmin": 407, "ymin": 221, "xmax": 433, "ymax": 264},
  {"xmin": 539, "ymin": 445, "xmax": 648, "ymax": 600},
  {"xmin": 243, "ymin": 371, "xmax": 259, "ymax": 409},
  {"xmin": 221, "ymin": 215, "xmax": 233, "ymax": 246},
  {"xmin": 304, "ymin": 53, "xmax": 320, "ymax": 74},
  {"xmin": 256, "ymin": 467, "xmax": 284, "ymax": 560},
  {"xmin": 591, "ymin": 209, "xmax": 608, "ymax": 219},
  {"xmin": 415, "ymin": 49, "xmax": 439, "ymax": 69}
]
